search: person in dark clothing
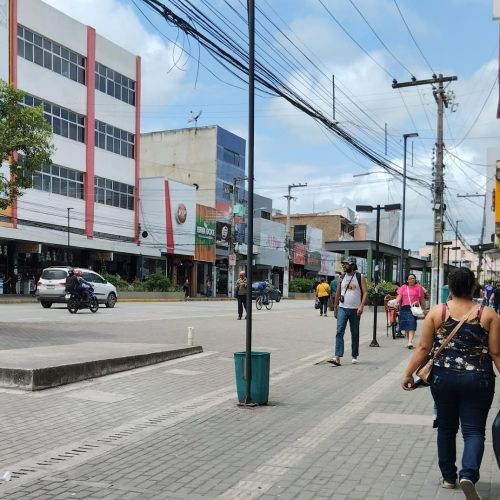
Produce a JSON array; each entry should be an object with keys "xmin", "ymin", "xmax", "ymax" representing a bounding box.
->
[
  {"xmin": 235, "ymin": 271, "xmax": 247, "ymax": 320},
  {"xmin": 491, "ymin": 282, "xmax": 500, "ymax": 315},
  {"xmin": 65, "ymin": 269, "xmax": 79, "ymax": 294}
]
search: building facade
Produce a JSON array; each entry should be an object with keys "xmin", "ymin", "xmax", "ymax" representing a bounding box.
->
[{"xmin": 0, "ymin": 0, "xmax": 158, "ymax": 293}]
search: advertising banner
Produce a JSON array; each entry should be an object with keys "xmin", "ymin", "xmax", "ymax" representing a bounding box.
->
[
  {"xmin": 293, "ymin": 242, "xmax": 306, "ymax": 265},
  {"xmin": 195, "ymin": 204, "xmax": 216, "ymax": 262},
  {"xmin": 216, "ymin": 221, "xmax": 231, "ymax": 247},
  {"xmin": 320, "ymin": 251, "xmax": 336, "ymax": 276},
  {"xmin": 306, "ymin": 226, "xmax": 323, "ymax": 252}
]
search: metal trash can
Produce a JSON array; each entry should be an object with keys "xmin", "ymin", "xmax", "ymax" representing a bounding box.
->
[{"xmin": 234, "ymin": 351, "xmax": 270, "ymax": 405}]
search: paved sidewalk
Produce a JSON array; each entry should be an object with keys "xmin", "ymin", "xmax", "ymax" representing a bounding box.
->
[{"xmin": 0, "ymin": 302, "xmax": 498, "ymax": 499}]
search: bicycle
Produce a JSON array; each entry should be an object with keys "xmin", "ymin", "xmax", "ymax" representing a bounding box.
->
[
  {"xmin": 384, "ymin": 295, "xmax": 400, "ymax": 339},
  {"xmin": 255, "ymin": 291, "xmax": 273, "ymax": 310}
]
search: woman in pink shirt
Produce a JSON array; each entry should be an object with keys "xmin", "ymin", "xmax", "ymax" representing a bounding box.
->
[{"xmin": 394, "ymin": 273, "xmax": 426, "ymax": 349}]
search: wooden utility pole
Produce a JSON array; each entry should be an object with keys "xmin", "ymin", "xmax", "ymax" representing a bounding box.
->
[{"xmin": 393, "ymin": 74, "xmax": 457, "ymax": 306}]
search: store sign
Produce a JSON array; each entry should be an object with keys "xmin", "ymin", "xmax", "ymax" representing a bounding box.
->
[
  {"xmin": 216, "ymin": 221, "xmax": 231, "ymax": 247},
  {"xmin": 95, "ymin": 251, "xmax": 114, "ymax": 261},
  {"xmin": 195, "ymin": 205, "xmax": 216, "ymax": 262},
  {"xmin": 17, "ymin": 243, "xmax": 41, "ymax": 254},
  {"xmin": 293, "ymin": 243, "xmax": 306, "ymax": 265}
]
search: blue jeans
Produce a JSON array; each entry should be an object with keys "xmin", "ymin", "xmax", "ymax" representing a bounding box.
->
[
  {"xmin": 430, "ymin": 366, "xmax": 495, "ymax": 484},
  {"xmin": 335, "ymin": 307, "xmax": 360, "ymax": 358}
]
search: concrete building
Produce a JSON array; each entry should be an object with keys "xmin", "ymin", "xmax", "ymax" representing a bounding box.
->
[
  {"xmin": 141, "ymin": 125, "xmax": 279, "ymax": 296},
  {"xmin": 0, "ymin": 0, "xmax": 156, "ymax": 293}
]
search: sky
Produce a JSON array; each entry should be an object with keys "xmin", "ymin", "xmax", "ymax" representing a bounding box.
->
[{"xmin": 42, "ymin": 0, "xmax": 500, "ymax": 253}]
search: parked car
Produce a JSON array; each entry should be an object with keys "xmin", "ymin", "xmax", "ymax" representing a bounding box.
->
[
  {"xmin": 251, "ymin": 281, "xmax": 282, "ymax": 302},
  {"xmin": 36, "ymin": 266, "xmax": 118, "ymax": 309}
]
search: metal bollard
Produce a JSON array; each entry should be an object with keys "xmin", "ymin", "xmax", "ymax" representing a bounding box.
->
[{"xmin": 187, "ymin": 326, "xmax": 194, "ymax": 346}]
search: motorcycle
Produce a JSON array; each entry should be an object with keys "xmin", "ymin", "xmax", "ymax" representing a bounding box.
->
[{"xmin": 66, "ymin": 284, "xmax": 99, "ymax": 314}]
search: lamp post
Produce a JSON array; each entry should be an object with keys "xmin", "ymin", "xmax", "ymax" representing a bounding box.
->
[
  {"xmin": 356, "ymin": 203, "xmax": 401, "ymax": 347},
  {"xmin": 400, "ymin": 133, "xmax": 418, "ymax": 285},
  {"xmin": 67, "ymin": 207, "xmax": 73, "ymax": 264},
  {"xmin": 426, "ymin": 240, "xmax": 452, "ymax": 304}
]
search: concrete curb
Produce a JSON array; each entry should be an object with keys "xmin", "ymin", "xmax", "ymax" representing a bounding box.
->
[{"xmin": 0, "ymin": 345, "xmax": 203, "ymax": 391}]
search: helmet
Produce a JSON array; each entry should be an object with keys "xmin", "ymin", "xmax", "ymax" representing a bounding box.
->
[
  {"xmin": 67, "ymin": 269, "xmax": 74, "ymax": 277},
  {"xmin": 74, "ymin": 269, "xmax": 83, "ymax": 277}
]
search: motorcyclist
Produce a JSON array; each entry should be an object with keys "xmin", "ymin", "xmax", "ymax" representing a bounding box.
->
[
  {"xmin": 65, "ymin": 269, "xmax": 79, "ymax": 295},
  {"xmin": 73, "ymin": 269, "xmax": 92, "ymax": 302}
]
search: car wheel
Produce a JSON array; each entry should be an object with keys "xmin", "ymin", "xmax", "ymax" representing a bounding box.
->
[
  {"xmin": 105, "ymin": 292, "xmax": 117, "ymax": 308},
  {"xmin": 41, "ymin": 301, "xmax": 52, "ymax": 309}
]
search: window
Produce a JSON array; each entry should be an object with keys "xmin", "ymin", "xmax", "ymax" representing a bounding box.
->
[
  {"xmin": 95, "ymin": 120, "xmax": 134, "ymax": 159},
  {"xmin": 31, "ymin": 165, "xmax": 84, "ymax": 199},
  {"xmin": 95, "ymin": 62, "xmax": 135, "ymax": 106},
  {"xmin": 21, "ymin": 94, "xmax": 85, "ymax": 143},
  {"xmin": 17, "ymin": 25, "xmax": 86, "ymax": 85},
  {"xmin": 94, "ymin": 176, "xmax": 134, "ymax": 210},
  {"xmin": 222, "ymin": 148, "xmax": 241, "ymax": 166}
]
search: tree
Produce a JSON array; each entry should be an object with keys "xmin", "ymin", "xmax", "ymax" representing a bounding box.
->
[{"xmin": 0, "ymin": 80, "xmax": 53, "ymax": 209}]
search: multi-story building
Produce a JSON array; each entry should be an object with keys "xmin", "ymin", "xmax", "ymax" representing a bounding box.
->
[
  {"xmin": 0, "ymin": 0, "xmax": 159, "ymax": 293},
  {"xmin": 141, "ymin": 125, "xmax": 283, "ymax": 296}
]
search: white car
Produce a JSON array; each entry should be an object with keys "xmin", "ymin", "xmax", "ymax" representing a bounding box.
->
[{"xmin": 37, "ymin": 266, "xmax": 118, "ymax": 309}]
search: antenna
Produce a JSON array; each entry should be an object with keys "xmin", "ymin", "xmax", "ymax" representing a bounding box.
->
[{"xmin": 188, "ymin": 110, "xmax": 203, "ymax": 130}]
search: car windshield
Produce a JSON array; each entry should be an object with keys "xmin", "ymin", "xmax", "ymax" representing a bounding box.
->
[{"xmin": 41, "ymin": 269, "xmax": 68, "ymax": 280}]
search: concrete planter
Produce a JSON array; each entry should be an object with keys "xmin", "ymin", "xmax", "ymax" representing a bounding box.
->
[
  {"xmin": 118, "ymin": 291, "xmax": 184, "ymax": 301},
  {"xmin": 288, "ymin": 292, "xmax": 316, "ymax": 300}
]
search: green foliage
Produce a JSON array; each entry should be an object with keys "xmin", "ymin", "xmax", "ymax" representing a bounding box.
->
[
  {"xmin": 290, "ymin": 277, "xmax": 314, "ymax": 293},
  {"xmin": 141, "ymin": 273, "xmax": 172, "ymax": 292},
  {"xmin": 101, "ymin": 272, "xmax": 132, "ymax": 291},
  {"xmin": 367, "ymin": 280, "xmax": 398, "ymax": 305},
  {"xmin": 0, "ymin": 80, "xmax": 54, "ymax": 208}
]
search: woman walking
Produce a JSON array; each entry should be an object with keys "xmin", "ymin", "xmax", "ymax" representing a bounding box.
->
[
  {"xmin": 401, "ymin": 268, "xmax": 500, "ymax": 499},
  {"xmin": 393, "ymin": 273, "xmax": 426, "ymax": 349},
  {"xmin": 315, "ymin": 277, "xmax": 331, "ymax": 317}
]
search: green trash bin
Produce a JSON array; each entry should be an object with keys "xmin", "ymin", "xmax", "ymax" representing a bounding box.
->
[{"xmin": 234, "ymin": 351, "xmax": 270, "ymax": 405}]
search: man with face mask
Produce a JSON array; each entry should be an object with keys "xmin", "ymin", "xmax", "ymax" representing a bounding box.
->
[{"xmin": 329, "ymin": 257, "xmax": 368, "ymax": 366}]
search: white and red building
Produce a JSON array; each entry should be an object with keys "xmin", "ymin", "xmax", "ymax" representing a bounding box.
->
[{"xmin": 0, "ymin": 0, "xmax": 160, "ymax": 292}]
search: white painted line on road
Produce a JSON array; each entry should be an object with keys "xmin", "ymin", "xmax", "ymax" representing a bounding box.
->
[
  {"xmin": 363, "ymin": 412, "xmax": 432, "ymax": 426},
  {"xmin": 218, "ymin": 359, "xmax": 408, "ymax": 499}
]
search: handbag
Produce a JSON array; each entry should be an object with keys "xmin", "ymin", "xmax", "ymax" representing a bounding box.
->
[
  {"xmin": 415, "ymin": 305, "xmax": 477, "ymax": 384},
  {"xmin": 314, "ymin": 297, "xmax": 320, "ymax": 309},
  {"xmin": 407, "ymin": 286, "xmax": 425, "ymax": 318}
]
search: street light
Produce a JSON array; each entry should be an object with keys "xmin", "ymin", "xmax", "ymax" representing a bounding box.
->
[
  {"xmin": 400, "ymin": 133, "xmax": 418, "ymax": 285},
  {"xmin": 67, "ymin": 207, "xmax": 73, "ymax": 264},
  {"xmin": 426, "ymin": 240, "xmax": 452, "ymax": 304},
  {"xmin": 356, "ymin": 203, "xmax": 401, "ymax": 347}
]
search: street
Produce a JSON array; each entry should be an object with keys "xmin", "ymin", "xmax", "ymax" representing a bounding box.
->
[{"xmin": 0, "ymin": 300, "xmax": 498, "ymax": 499}]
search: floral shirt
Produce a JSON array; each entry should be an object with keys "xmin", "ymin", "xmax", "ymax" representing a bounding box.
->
[{"xmin": 432, "ymin": 309, "xmax": 493, "ymax": 374}]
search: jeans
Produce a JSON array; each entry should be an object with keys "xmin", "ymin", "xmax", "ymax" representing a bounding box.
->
[
  {"xmin": 237, "ymin": 295, "xmax": 247, "ymax": 318},
  {"xmin": 319, "ymin": 296, "xmax": 329, "ymax": 315},
  {"xmin": 430, "ymin": 366, "xmax": 495, "ymax": 484},
  {"xmin": 335, "ymin": 307, "xmax": 360, "ymax": 358}
]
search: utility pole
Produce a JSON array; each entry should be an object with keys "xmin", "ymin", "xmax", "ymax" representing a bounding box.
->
[
  {"xmin": 393, "ymin": 74, "xmax": 457, "ymax": 306},
  {"xmin": 457, "ymin": 193, "xmax": 487, "ymax": 280},
  {"xmin": 454, "ymin": 219, "xmax": 462, "ymax": 268},
  {"xmin": 228, "ymin": 176, "xmax": 247, "ymax": 297},
  {"xmin": 283, "ymin": 183, "xmax": 307, "ymax": 298}
]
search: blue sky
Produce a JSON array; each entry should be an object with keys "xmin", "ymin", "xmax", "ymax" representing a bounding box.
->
[{"xmin": 43, "ymin": 0, "xmax": 500, "ymax": 252}]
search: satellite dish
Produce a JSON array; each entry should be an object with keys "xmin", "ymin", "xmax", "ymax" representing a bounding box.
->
[{"xmin": 188, "ymin": 110, "xmax": 202, "ymax": 128}]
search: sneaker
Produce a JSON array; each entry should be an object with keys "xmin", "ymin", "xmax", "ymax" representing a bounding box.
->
[
  {"xmin": 407, "ymin": 344, "xmax": 414, "ymax": 350},
  {"xmin": 327, "ymin": 357, "xmax": 341, "ymax": 366},
  {"xmin": 459, "ymin": 479, "xmax": 481, "ymax": 500},
  {"xmin": 324, "ymin": 314, "xmax": 328, "ymax": 317},
  {"xmin": 440, "ymin": 478, "xmax": 456, "ymax": 489},
  {"xmin": 351, "ymin": 358, "xmax": 359, "ymax": 364},
  {"xmin": 320, "ymin": 313, "xmax": 323, "ymax": 317}
]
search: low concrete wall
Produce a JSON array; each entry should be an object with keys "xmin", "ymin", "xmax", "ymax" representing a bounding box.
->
[
  {"xmin": 118, "ymin": 291, "xmax": 184, "ymax": 301},
  {"xmin": 288, "ymin": 292, "xmax": 316, "ymax": 300}
]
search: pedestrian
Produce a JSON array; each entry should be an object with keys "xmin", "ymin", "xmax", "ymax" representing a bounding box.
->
[
  {"xmin": 483, "ymin": 281, "xmax": 495, "ymax": 307},
  {"xmin": 330, "ymin": 273, "xmax": 340, "ymax": 297},
  {"xmin": 182, "ymin": 279, "xmax": 189, "ymax": 299},
  {"xmin": 235, "ymin": 270, "xmax": 247, "ymax": 320},
  {"xmin": 392, "ymin": 273, "xmax": 427, "ymax": 349},
  {"xmin": 206, "ymin": 279, "xmax": 212, "ymax": 297},
  {"xmin": 329, "ymin": 257, "xmax": 368, "ymax": 365},
  {"xmin": 315, "ymin": 277, "xmax": 330, "ymax": 317},
  {"xmin": 491, "ymin": 282, "xmax": 500, "ymax": 315},
  {"xmin": 401, "ymin": 268, "xmax": 500, "ymax": 497}
]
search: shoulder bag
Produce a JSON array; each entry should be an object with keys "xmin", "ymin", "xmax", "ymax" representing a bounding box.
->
[
  {"xmin": 407, "ymin": 285, "xmax": 425, "ymax": 318},
  {"xmin": 415, "ymin": 304, "xmax": 477, "ymax": 383}
]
